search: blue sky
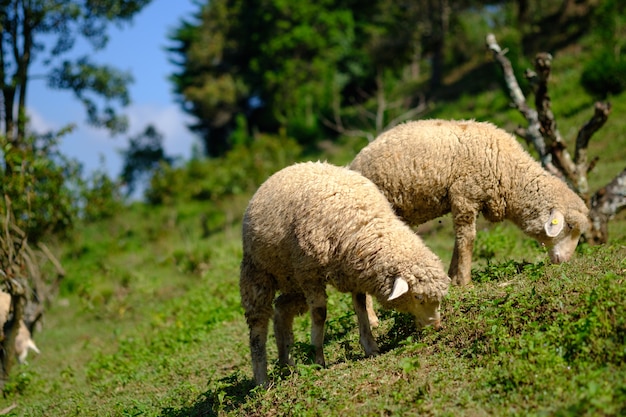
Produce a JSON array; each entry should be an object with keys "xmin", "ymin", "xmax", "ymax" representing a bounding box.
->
[{"xmin": 27, "ymin": 0, "xmax": 201, "ymax": 178}]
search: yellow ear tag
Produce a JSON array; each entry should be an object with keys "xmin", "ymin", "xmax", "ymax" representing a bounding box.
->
[{"xmin": 551, "ymin": 218, "xmax": 559, "ymax": 225}]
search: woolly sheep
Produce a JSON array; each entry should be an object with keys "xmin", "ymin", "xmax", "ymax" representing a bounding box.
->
[
  {"xmin": 0, "ymin": 291, "xmax": 40, "ymax": 363},
  {"xmin": 240, "ymin": 161, "xmax": 450, "ymax": 386},
  {"xmin": 350, "ymin": 119, "xmax": 589, "ymax": 287}
]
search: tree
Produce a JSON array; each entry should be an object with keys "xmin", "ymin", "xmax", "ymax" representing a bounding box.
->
[
  {"xmin": 120, "ymin": 124, "xmax": 172, "ymax": 196},
  {"xmin": 168, "ymin": 0, "xmax": 246, "ymax": 157},
  {"xmin": 168, "ymin": 0, "xmax": 364, "ymax": 156},
  {"xmin": 1, "ymin": 0, "xmax": 152, "ymax": 157}
]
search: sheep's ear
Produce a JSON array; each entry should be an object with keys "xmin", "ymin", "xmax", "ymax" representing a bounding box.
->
[
  {"xmin": 544, "ymin": 209, "xmax": 565, "ymax": 237},
  {"xmin": 388, "ymin": 277, "xmax": 409, "ymax": 301}
]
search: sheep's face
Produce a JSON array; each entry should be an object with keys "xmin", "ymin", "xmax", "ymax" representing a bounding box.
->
[
  {"xmin": 407, "ymin": 298, "xmax": 442, "ymax": 330},
  {"xmin": 540, "ymin": 208, "xmax": 589, "ymax": 264},
  {"xmin": 388, "ymin": 286, "xmax": 442, "ymax": 330},
  {"xmin": 386, "ymin": 273, "xmax": 448, "ymax": 330}
]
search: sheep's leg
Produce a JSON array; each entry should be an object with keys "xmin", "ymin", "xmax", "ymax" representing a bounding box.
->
[
  {"xmin": 274, "ymin": 293, "xmax": 307, "ymax": 367},
  {"xmin": 352, "ymin": 293, "xmax": 379, "ymax": 356},
  {"xmin": 240, "ymin": 259, "xmax": 276, "ymax": 386},
  {"xmin": 450, "ymin": 208, "xmax": 477, "ymax": 286},
  {"xmin": 365, "ymin": 294, "xmax": 379, "ymax": 328},
  {"xmin": 247, "ymin": 313, "xmax": 272, "ymax": 386},
  {"xmin": 304, "ymin": 286, "xmax": 328, "ymax": 368}
]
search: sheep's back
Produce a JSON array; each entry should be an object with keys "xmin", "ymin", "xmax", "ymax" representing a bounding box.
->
[
  {"xmin": 350, "ymin": 119, "xmax": 539, "ymax": 224},
  {"xmin": 242, "ymin": 162, "xmax": 404, "ymax": 283}
]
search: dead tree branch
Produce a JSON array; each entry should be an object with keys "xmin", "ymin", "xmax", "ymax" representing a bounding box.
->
[
  {"xmin": 486, "ymin": 33, "xmax": 625, "ymax": 244},
  {"xmin": 574, "ymin": 101, "xmax": 612, "ymax": 196},
  {"xmin": 485, "ymin": 34, "xmax": 563, "ymax": 178},
  {"xmin": 588, "ymin": 168, "xmax": 626, "ymax": 244},
  {"xmin": 0, "ymin": 195, "xmax": 58, "ymax": 388}
]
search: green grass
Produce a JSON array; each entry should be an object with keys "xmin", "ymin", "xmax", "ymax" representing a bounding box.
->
[
  {"xmin": 1, "ymin": 200, "xmax": 624, "ymax": 416},
  {"xmin": 1, "ymin": 36, "xmax": 626, "ymax": 416}
]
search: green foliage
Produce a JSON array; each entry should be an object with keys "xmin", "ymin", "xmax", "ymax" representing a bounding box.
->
[
  {"xmin": 80, "ymin": 168, "xmax": 125, "ymax": 223},
  {"xmin": 2, "ymin": 370, "xmax": 36, "ymax": 396},
  {"xmin": 174, "ymin": 1, "xmax": 534, "ymax": 155},
  {"xmin": 120, "ymin": 124, "xmax": 173, "ymax": 196},
  {"xmin": 48, "ymin": 58, "xmax": 132, "ymax": 134},
  {"xmin": 170, "ymin": 1, "xmax": 595, "ymax": 155},
  {"xmin": 146, "ymin": 132, "xmax": 301, "ymax": 205},
  {"xmin": 580, "ymin": 0, "xmax": 626, "ymax": 98},
  {"xmin": 1, "ymin": 0, "xmax": 151, "ymax": 144},
  {"xmin": 0, "ymin": 131, "xmax": 80, "ymax": 243},
  {"xmin": 581, "ymin": 51, "xmax": 626, "ymax": 97}
]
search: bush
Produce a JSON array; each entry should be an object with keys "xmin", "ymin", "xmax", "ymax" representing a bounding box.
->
[
  {"xmin": 80, "ymin": 169, "xmax": 125, "ymax": 222},
  {"xmin": 581, "ymin": 51, "xmax": 626, "ymax": 97},
  {"xmin": 145, "ymin": 133, "xmax": 302, "ymax": 205},
  {"xmin": 0, "ymin": 133, "xmax": 80, "ymax": 243}
]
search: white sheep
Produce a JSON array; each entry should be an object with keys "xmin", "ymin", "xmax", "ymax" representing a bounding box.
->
[
  {"xmin": 240, "ymin": 161, "xmax": 450, "ymax": 386},
  {"xmin": 0, "ymin": 291, "xmax": 41, "ymax": 364},
  {"xmin": 350, "ymin": 119, "xmax": 590, "ymax": 287}
]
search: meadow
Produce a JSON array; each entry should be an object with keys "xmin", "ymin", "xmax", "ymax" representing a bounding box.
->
[{"xmin": 1, "ymin": 44, "xmax": 625, "ymax": 416}]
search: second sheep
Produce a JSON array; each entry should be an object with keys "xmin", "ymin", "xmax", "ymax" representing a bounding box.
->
[{"xmin": 350, "ymin": 119, "xmax": 589, "ymax": 286}]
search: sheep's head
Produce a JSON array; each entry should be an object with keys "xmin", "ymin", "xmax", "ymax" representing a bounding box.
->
[
  {"xmin": 386, "ymin": 272, "xmax": 450, "ymax": 330},
  {"xmin": 540, "ymin": 207, "xmax": 589, "ymax": 264}
]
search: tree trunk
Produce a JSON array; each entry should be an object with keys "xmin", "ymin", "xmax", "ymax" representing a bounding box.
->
[{"xmin": 428, "ymin": 0, "xmax": 450, "ymax": 91}]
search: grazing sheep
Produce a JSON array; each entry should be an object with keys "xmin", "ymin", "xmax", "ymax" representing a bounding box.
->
[
  {"xmin": 240, "ymin": 161, "xmax": 450, "ymax": 386},
  {"xmin": 350, "ymin": 119, "xmax": 589, "ymax": 287},
  {"xmin": 0, "ymin": 291, "xmax": 41, "ymax": 364}
]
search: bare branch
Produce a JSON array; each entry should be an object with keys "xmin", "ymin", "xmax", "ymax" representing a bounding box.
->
[
  {"xmin": 37, "ymin": 242, "xmax": 66, "ymax": 278},
  {"xmin": 385, "ymin": 96, "xmax": 428, "ymax": 130},
  {"xmin": 485, "ymin": 33, "xmax": 563, "ymax": 179},
  {"xmin": 487, "ymin": 33, "xmax": 623, "ymax": 244},
  {"xmin": 588, "ymin": 168, "xmax": 626, "ymax": 244},
  {"xmin": 532, "ymin": 52, "xmax": 578, "ymax": 182},
  {"xmin": 323, "ymin": 67, "xmax": 428, "ymax": 142}
]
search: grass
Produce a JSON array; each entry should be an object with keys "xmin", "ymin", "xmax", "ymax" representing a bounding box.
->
[
  {"xmin": 1, "ymin": 200, "xmax": 624, "ymax": 416},
  {"xmin": 1, "ymin": 35, "xmax": 626, "ymax": 416}
]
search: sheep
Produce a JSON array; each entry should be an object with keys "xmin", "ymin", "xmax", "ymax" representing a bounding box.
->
[
  {"xmin": 0, "ymin": 291, "xmax": 41, "ymax": 364},
  {"xmin": 240, "ymin": 161, "xmax": 450, "ymax": 386},
  {"xmin": 350, "ymin": 119, "xmax": 590, "ymax": 287}
]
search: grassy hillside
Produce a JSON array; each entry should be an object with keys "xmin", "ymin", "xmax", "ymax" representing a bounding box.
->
[{"xmin": 1, "ymin": 42, "xmax": 626, "ymax": 416}]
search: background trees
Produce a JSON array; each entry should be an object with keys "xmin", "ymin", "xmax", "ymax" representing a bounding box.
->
[
  {"xmin": 1, "ymin": 0, "xmax": 153, "ymax": 240},
  {"xmin": 169, "ymin": 0, "xmax": 611, "ymax": 158}
]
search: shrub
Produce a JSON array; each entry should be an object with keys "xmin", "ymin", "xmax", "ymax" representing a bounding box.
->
[
  {"xmin": 581, "ymin": 51, "xmax": 626, "ymax": 97},
  {"xmin": 145, "ymin": 133, "xmax": 301, "ymax": 205},
  {"xmin": 0, "ymin": 132, "xmax": 80, "ymax": 243},
  {"xmin": 80, "ymin": 169, "xmax": 125, "ymax": 222}
]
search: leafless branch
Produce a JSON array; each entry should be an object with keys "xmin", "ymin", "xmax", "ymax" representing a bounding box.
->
[
  {"xmin": 486, "ymin": 33, "xmax": 625, "ymax": 244},
  {"xmin": 486, "ymin": 33, "xmax": 563, "ymax": 179}
]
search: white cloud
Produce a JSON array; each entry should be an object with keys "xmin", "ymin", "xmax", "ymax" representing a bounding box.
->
[
  {"xmin": 27, "ymin": 107, "xmax": 59, "ymax": 133},
  {"xmin": 124, "ymin": 103, "xmax": 198, "ymax": 158}
]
